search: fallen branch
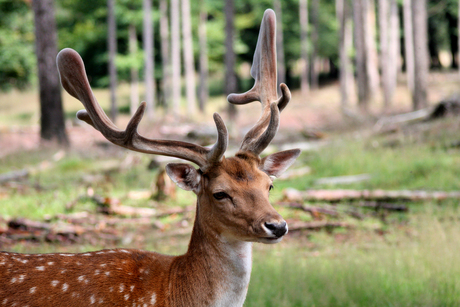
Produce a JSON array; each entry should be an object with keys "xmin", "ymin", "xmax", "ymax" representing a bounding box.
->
[
  {"xmin": 288, "ymin": 220, "xmax": 349, "ymax": 231},
  {"xmin": 279, "ymin": 202, "xmax": 339, "ymax": 217},
  {"xmin": 283, "ymin": 188, "xmax": 460, "ymax": 202},
  {"xmin": 373, "ymin": 108, "xmax": 431, "ymax": 132},
  {"xmin": 0, "ymin": 169, "xmax": 29, "ymax": 183},
  {"xmin": 358, "ymin": 201, "xmax": 408, "ymax": 212}
]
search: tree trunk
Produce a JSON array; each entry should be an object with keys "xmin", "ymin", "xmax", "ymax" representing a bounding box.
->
[
  {"xmin": 225, "ymin": 0, "xmax": 237, "ymax": 120},
  {"xmin": 378, "ymin": 0, "xmax": 391, "ymax": 107},
  {"xmin": 445, "ymin": 9, "xmax": 458, "ymax": 69},
  {"xmin": 336, "ymin": 0, "xmax": 354, "ymax": 108},
  {"xmin": 299, "ymin": 0, "xmax": 309, "ymax": 96},
  {"xmin": 411, "ymin": 0, "xmax": 428, "ymax": 110},
  {"xmin": 427, "ymin": 18, "xmax": 441, "ymax": 69},
  {"xmin": 107, "ymin": 0, "xmax": 118, "ymax": 122},
  {"xmin": 388, "ymin": 0, "xmax": 399, "ymax": 98},
  {"xmin": 181, "ymin": 0, "xmax": 196, "ymax": 115},
  {"xmin": 170, "ymin": 0, "xmax": 181, "ymax": 114},
  {"xmin": 379, "ymin": 0, "xmax": 400, "ymax": 108},
  {"xmin": 363, "ymin": 0, "xmax": 380, "ymax": 100},
  {"xmin": 32, "ymin": 0, "xmax": 68, "ymax": 145},
  {"xmin": 143, "ymin": 0, "xmax": 155, "ymax": 119},
  {"xmin": 159, "ymin": 0, "xmax": 171, "ymax": 109},
  {"xmin": 403, "ymin": 0, "xmax": 414, "ymax": 94},
  {"xmin": 273, "ymin": 0, "xmax": 286, "ymax": 92},
  {"xmin": 353, "ymin": 0, "xmax": 370, "ymax": 112},
  {"xmin": 129, "ymin": 24, "xmax": 139, "ymax": 116},
  {"xmin": 198, "ymin": 0, "xmax": 208, "ymax": 113},
  {"xmin": 310, "ymin": 0, "xmax": 319, "ymax": 89}
]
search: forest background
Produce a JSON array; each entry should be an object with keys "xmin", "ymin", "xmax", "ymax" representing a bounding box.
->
[{"xmin": 2, "ymin": 0, "xmax": 460, "ymax": 306}]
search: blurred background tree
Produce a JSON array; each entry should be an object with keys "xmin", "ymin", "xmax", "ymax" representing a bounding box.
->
[
  {"xmin": 2, "ymin": 0, "xmax": 460, "ymax": 130},
  {"xmin": 0, "ymin": 1, "xmax": 36, "ymax": 91}
]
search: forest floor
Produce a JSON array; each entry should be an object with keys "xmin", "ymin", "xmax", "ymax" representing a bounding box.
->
[
  {"xmin": 1, "ymin": 73, "xmax": 460, "ymax": 306},
  {"xmin": 1, "ymin": 71, "xmax": 459, "ymax": 158}
]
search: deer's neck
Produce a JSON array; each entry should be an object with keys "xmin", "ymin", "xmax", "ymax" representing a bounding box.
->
[{"xmin": 169, "ymin": 205, "xmax": 253, "ymax": 307}]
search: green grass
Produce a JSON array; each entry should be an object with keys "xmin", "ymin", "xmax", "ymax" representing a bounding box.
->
[
  {"xmin": 246, "ymin": 203, "xmax": 460, "ymax": 307},
  {"xmin": 274, "ymin": 130, "xmax": 460, "ymax": 193}
]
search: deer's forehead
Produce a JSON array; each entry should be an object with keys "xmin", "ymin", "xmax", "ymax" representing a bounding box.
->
[{"xmin": 205, "ymin": 156, "xmax": 269, "ymax": 187}]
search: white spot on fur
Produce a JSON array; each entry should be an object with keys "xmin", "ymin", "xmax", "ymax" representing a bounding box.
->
[
  {"xmin": 124, "ymin": 294, "xmax": 129, "ymax": 300},
  {"xmin": 150, "ymin": 293, "xmax": 156, "ymax": 304},
  {"xmin": 130, "ymin": 285, "xmax": 135, "ymax": 292},
  {"xmin": 62, "ymin": 283, "xmax": 68, "ymax": 292},
  {"xmin": 77, "ymin": 276, "xmax": 85, "ymax": 282},
  {"xmin": 98, "ymin": 298, "xmax": 104, "ymax": 303},
  {"xmin": 61, "ymin": 269, "xmax": 67, "ymax": 274},
  {"xmin": 120, "ymin": 249, "xmax": 130, "ymax": 253},
  {"xmin": 90, "ymin": 295, "xmax": 95, "ymax": 304},
  {"xmin": 109, "ymin": 287, "xmax": 114, "ymax": 292},
  {"xmin": 51, "ymin": 280, "xmax": 59, "ymax": 287},
  {"xmin": 82, "ymin": 253, "xmax": 91, "ymax": 256},
  {"xmin": 60, "ymin": 254, "xmax": 74, "ymax": 256},
  {"xmin": 94, "ymin": 270, "xmax": 100, "ymax": 275},
  {"xmin": 2, "ymin": 298, "xmax": 7, "ymax": 305},
  {"xmin": 105, "ymin": 271, "xmax": 111, "ymax": 276},
  {"xmin": 96, "ymin": 251, "xmax": 105, "ymax": 255},
  {"xmin": 18, "ymin": 275, "xmax": 25, "ymax": 282},
  {"xmin": 119, "ymin": 283, "xmax": 125, "ymax": 292},
  {"xmin": 108, "ymin": 250, "xmax": 116, "ymax": 253},
  {"xmin": 47, "ymin": 262, "xmax": 54, "ymax": 265},
  {"xmin": 100, "ymin": 263, "xmax": 107, "ymax": 267},
  {"xmin": 30, "ymin": 287, "xmax": 37, "ymax": 294},
  {"xmin": 11, "ymin": 277, "xmax": 17, "ymax": 283},
  {"xmin": 36, "ymin": 266, "xmax": 45, "ymax": 271}
]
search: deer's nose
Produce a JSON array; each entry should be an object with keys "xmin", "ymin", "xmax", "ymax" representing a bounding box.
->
[{"xmin": 264, "ymin": 220, "xmax": 288, "ymax": 237}]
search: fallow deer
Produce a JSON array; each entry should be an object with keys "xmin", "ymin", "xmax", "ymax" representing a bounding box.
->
[{"xmin": 0, "ymin": 9, "xmax": 300, "ymax": 307}]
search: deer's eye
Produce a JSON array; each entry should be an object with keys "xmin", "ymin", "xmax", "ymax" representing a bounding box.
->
[{"xmin": 213, "ymin": 192, "xmax": 229, "ymax": 200}]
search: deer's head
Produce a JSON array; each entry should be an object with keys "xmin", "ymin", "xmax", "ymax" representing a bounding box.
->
[{"xmin": 57, "ymin": 9, "xmax": 299, "ymax": 245}]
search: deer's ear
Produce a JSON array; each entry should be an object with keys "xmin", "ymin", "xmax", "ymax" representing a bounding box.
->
[
  {"xmin": 260, "ymin": 149, "xmax": 301, "ymax": 178},
  {"xmin": 166, "ymin": 163, "xmax": 201, "ymax": 192}
]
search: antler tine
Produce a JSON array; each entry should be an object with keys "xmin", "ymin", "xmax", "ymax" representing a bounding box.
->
[
  {"xmin": 244, "ymin": 102, "xmax": 280, "ymax": 155},
  {"xmin": 227, "ymin": 9, "xmax": 291, "ymax": 154},
  {"xmin": 57, "ymin": 48, "xmax": 227, "ymax": 169}
]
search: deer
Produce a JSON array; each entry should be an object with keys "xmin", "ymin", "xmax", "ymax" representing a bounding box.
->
[{"xmin": 0, "ymin": 9, "xmax": 299, "ymax": 307}]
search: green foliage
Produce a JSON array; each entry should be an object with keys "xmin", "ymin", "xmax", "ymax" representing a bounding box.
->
[
  {"xmin": 0, "ymin": 0, "xmax": 343, "ymax": 92},
  {"xmin": 0, "ymin": 1, "xmax": 36, "ymax": 92}
]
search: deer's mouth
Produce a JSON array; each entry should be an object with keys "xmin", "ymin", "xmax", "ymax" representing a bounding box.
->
[{"xmin": 258, "ymin": 236, "xmax": 285, "ymax": 244}]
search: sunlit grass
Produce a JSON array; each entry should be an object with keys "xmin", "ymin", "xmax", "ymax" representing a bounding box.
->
[{"xmin": 246, "ymin": 203, "xmax": 460, "ymax": 307}]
